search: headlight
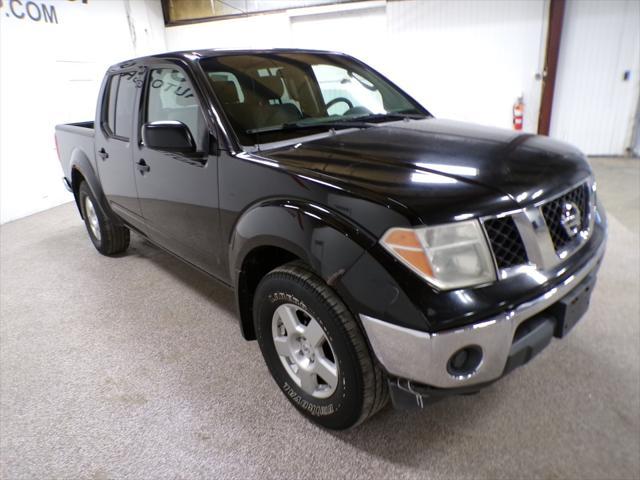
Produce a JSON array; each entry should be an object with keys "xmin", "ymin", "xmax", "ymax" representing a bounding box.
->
[{"xmin": 380, "ymin": 220, "xmax": 496, "ymax": 290}]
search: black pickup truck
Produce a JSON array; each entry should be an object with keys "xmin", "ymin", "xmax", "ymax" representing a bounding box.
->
[{"xmin": 55, "ymin": 49, "xmax": 607, "ymax": 429}]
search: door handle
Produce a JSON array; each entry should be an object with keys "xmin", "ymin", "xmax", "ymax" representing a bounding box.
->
[
  {"xmin": 98, "ymin": 148, "xmax": 109, "ymax": 160},
  {"xmin": 136, "ymin": 159, "xmax": 150, "ymax": 175}
]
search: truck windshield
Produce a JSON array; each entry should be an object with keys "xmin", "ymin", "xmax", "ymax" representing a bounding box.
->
[{"xmin": 199, "ymin": 53, "xmax": 428, "ymax": 146}]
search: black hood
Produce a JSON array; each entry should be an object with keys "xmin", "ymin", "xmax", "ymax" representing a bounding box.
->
[{"xmin": 259, "ymin": 118, "xmax": 592, "ymax": 224}]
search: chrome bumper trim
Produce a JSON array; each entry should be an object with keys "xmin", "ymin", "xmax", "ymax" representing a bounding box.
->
[{"xmin": 360, "ymin": 239, "xmax": 606, "ymax": 389}]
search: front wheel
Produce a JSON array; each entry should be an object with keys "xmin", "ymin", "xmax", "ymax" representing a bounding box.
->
[
  {"xmin": 253, "ymin": 262, "xmax": 388, "ymax": 429},
  {"xmin": 78, "ymin": 181, "xmax": 129, "ymax": 256}
]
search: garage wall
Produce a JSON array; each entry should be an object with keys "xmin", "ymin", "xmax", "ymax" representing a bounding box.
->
[
  {"xmin": 550, "ymin": 0, "xmax": 640, "ymax": 156},
  {"xmin": 3, "ymin": 0, "xmax": 636, "ymax": 224},
  {"xmin": 0, "ymin": 0, "xmax": 166, "ymax": 224},
  {"xmin": 165, "ymin": 0, "xmax": 549, "ymax": 133},
  {"xmin": 384, "ymin": 0, "xmax": 548, "ymax": 132}
]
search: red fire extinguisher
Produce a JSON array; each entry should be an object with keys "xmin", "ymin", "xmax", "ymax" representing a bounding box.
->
[{"xmin": 513, "ymin": 96, "xmax": 524, "ymax": 131}]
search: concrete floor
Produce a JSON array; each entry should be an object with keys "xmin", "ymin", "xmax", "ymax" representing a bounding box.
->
[{"xmin": 1, "ymin": 157, "xmax": 639, "ymax": 479}]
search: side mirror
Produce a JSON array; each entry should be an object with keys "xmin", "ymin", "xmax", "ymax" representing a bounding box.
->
[{"xmin": 142, "ymin": 121, "xmax": 196, "ymax": 154}]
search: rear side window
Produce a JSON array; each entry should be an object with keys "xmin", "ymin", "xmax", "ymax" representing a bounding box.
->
[
  {"xmin": 105, "ymin": 72, "xmax": 139, "ymax": 140},
  {"xmin": 106, "ymin": 79, "xmax": 118, "ymax": 133}
]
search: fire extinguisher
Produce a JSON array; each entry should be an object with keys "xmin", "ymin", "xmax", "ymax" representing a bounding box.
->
[{"xmin": 513, "ymin": 96, "xmax": 524, "ymax": 131}]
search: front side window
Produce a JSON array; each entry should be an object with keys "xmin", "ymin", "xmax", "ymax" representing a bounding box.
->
[
  {"xmin": 146, "ymin": 68, "xmax": 207, "ymax": 152},
  {"xmin": 200, "ymin": 53, "xmax": 428, "ymax": 145}
]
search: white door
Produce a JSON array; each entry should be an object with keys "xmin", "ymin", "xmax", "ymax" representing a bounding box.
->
[{"xmin": 550, "ymin": 0, "xmax": 640, "ymax": 155}]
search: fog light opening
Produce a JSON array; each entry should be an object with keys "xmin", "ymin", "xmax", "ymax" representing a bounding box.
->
[{"xmin": 447, "ymin": 346, "xmax": 483, "ymax": 377}]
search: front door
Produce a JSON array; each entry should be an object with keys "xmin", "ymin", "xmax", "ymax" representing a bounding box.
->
[
  {"xmin": 134, "ymin": 65, "xmax": 222, "ymax": 276},
  {"xmin": 95, "ymin": 69, "xmax": 144, "ymax": 220}
]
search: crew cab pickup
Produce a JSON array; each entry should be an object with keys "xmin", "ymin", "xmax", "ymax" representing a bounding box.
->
[{"xmin": 55, "ymin": 49, "xmax": 607, "ymax": 430}]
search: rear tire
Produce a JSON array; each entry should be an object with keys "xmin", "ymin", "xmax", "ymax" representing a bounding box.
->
[
  {"xmin": 253, "ymin": 262, "xmax": 388, "ymax": 429},
  {"xmin": 78, "ymin": 181, "xmax": 129, "ymax": 256}
]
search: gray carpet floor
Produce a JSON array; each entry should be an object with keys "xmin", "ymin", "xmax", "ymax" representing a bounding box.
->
[{"xmin": 1, "ymin": 158, "xmax": 638, "ymax": 479}]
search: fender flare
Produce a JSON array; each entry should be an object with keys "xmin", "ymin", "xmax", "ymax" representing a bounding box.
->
[
  {"xmin": 69, "ymin": 148, "xmax": 116, "ymax": 222},
  {"xmin": 229, "ymin": 198, "xmax": 377, "ymax": 338}
]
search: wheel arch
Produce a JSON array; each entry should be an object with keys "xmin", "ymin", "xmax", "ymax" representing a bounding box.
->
[
  {"xmin": 230, "ymin": 199, "xmax": 376, "ymax": 340},
  {"xmin": 69, "ymin": 149, "xmax": 114, "ymax": 222}
]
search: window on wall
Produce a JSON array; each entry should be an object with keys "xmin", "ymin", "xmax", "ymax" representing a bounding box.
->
[{"xmin": 162, "ymin": 0, "xmax": 359, "ymax": 25}]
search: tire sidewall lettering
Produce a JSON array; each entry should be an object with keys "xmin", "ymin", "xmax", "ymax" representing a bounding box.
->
[
  {"xmin": 259, "ymin": 288, "xmax": 348, "ymax": 419},
  {"xmin": 282, "ymin": 381, "xmax": 336, "ymax": 417}
]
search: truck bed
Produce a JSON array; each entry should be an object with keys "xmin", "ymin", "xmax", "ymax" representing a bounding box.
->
[
  {"xmin": 56, "ymin": 121, "xmax": 94, "ymax": 136},
  {"xmin": 55, "ymin": 121, "xmax": 96, "ymax": 183}
]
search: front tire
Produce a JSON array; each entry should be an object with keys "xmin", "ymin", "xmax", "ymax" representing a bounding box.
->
[
  {"xmin": 78, "ymin": 181, "xmax": 129, "ymax": 256},
  {"xmin": 253, "ymin": 262, "xmax": 388, "ymax": 429}
]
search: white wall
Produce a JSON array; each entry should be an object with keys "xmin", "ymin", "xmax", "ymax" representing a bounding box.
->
[
  {"xmin": 550, "ymin": 0, "xmax": 640, "ymax": 156},
  {"xmin": 3, "ymin": 0, "xmax": 637, "ymax": 224},
  {"xmin": 0, "ymin": 0, "xmax": 166, "ymax": 224},
  {"xmin": 385, "ymin": 0, "xmax": 548, "ymax": 132},
  {"xmin": 165, "ymin": 0, "xmax": 549, "ymax": 133}
]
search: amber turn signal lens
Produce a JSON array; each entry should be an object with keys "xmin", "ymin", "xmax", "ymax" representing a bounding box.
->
[
  {"xmin": 395, "ymin": 248, "xmax": 434, "ymax": 277},
  {"xmin": 381, "ymin": 228, "xmax": 434, "ymax": 278},
  {"xmin": 383, "ymin": 229, "xmax": 422, "ymax": 248}
]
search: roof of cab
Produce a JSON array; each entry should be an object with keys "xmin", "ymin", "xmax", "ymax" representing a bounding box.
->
[{"xmin": 108, "ymin": 48, "xmax": 346, "ymax": 71}]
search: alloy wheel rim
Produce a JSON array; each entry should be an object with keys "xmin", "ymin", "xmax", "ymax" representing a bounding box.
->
[
  {"xmin": 84, "ymin": 196, "xmax": 101, "ymax": 242},
  {"xmin": 271, "ymin": 303, "xmax": 339, "ymax": 399}
]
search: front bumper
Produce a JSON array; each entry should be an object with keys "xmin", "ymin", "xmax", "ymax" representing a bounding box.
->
[{"xmin": 360, "ymin": 237, "xmax": 606, "ymax": 391}]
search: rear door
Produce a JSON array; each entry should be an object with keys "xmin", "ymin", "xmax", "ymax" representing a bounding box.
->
[
  {"xmin": 134, "ymin": 63, "xmax": 222, "ymax": 276},
  {"xmin": 95, "ymin": 69, "xmax": 145, "ymax": 220}
]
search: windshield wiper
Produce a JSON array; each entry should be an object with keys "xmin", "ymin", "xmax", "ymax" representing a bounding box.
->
[
  {"xmin": 246, "ymin": 120, "xmax": 374, "ymax": 135},
  {"xmin": 348, "ymin": 112, "xmax": 428, "ymax": 123},
  {"xmin": 246, "ymin": 111, "xmax": 429, "ymax": 135}
]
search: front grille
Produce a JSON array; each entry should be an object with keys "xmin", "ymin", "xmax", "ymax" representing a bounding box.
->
[
  {"xmin": 541, "ymin": 183, "xmax": 590, "ymax": 251},
  {"xmin": 483, "ymin": 216, "xmax": 528, "ymax": 269}
]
